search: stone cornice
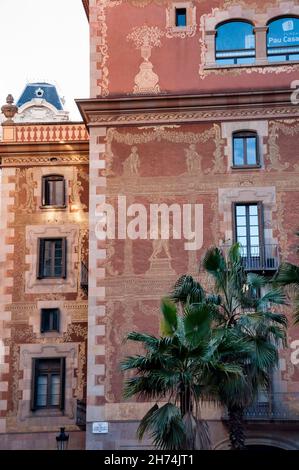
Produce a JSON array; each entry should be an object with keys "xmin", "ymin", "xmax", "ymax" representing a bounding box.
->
[
  {"xmin": 76, "ymin": 89, "xmax": 299, "ymax": 127},
  {"xmin": 0, "ymin": 141, "xmax": 89, "ymax": 167}
]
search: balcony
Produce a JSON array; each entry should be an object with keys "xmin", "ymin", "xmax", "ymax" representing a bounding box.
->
[
  {"xmin": 80, "ymin": 262, "xmax": 88, "ymax": 294},
  {"xmin": 244, "ymin": 393, "xmax": 299, "ymax": 421},
  {"xmin": 222, "ymin": 244, "xmax": 279, "ymax": 272},
  {"xmin": 223, "ymin": 393, "xmax": 299, "ymax": 422},
  {"xmin": 76, "ymin": 399, "xmax": 86, "ymax": 430}
]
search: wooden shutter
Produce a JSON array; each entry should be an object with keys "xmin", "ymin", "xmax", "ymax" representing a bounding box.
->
[
  {"xmin": 53, "ymin": 308, "xmax": 60, "ymax": 331},
  {"xmin": 37, "ymin": 238, "xmax": 44, "ymax": 279},
  {"xmin": 62, "ymin": 178, "xmax": 66, "ymax": 206},
  {"xmin": 55, "ymin": 309, "xmax": 60, "ymax": 332},
  {"xmin": 62, "ymin": 238, "xmax": 67, "ymax": 279},
  {"xmin": 30, "ymin": 359, "xmax": 39, "ymax": 411},
  {"xmin": 42, "ymin": 177, "xmax": 46, "ymax": 206},
  {"xmin": 60, "ymin": 357, "xmax": 66, "ymax": 411},
  {"xmin": 40, "ymin": 310, "xmax": 46, "ymax": 333}
]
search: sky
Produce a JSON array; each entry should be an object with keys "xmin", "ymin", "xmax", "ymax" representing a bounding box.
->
[{"xmin": 0, "ymin": 0, "xmax": 89, "ymax": 121}]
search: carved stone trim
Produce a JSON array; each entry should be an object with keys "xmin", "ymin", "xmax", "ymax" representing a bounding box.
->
[
  {"xmin": 77, "ymin": 89, "xmax": 299, "ymax": 127},
  {"xmin": 166, "ymin": 2, "xmax": 197, "ymax": 39},
  {"xmin": 1, "ymin": 154, "xmax": 89, "ymax": 167},
  {"xmin": 86, "ymin": 105, "xmax": 299, "ymax": 126}
]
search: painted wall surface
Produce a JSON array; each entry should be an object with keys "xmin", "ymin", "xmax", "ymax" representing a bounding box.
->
[
  {"xmin": 89, "ymin": 0, "xmax": 299, "ymax": 98},
  {"xmin": 84, "ymin": 0, "xmax": 299, "ymax": 450},
  {"xmin": 0, "ymin": 125, "xmax": 89, "ymax": 449}
]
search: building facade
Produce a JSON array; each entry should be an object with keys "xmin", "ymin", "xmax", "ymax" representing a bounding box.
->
[
  {"xmin": 0, "ymin": 85, "xmax": 89, "ymax": 449},
  {"xmin": 78, "ymin": 0, "xmax": 299, "ymax": 450}
]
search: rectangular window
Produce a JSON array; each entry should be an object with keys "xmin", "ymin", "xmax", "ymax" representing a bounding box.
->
[
  {"xmin": 175, "ymin": 8, "xmax": 187, "ymax": 27},
  {"xmin": 31, "ymin": 358, "xmax": 65, "ymax": 411},
  {"xmin": 234, "ymin": 203, "xmax": 264, "ymax": 269},
  {"xmin": 233, "ymin": 132, "xmax": 259, "ymax": 167},
  {"xmin": 38, "ymin": 238, "xmax": 67, "ymax": 279},
  {"xmin": 42, "ymin": 175, "xmax": 66, "ymax": 207},
  {"xmin": 41, "ymin": 308, "xmax": 60, "ymax": 333}
]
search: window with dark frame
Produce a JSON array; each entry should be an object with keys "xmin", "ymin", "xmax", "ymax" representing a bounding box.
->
[
  {"xmin": 215, "ymin": 20, "xmax": 256, "ymax": 65},
  {"xmin": 233, "ymin": 131, "xmax": 259, "ymax": 167},
  {"xmin": 267, "ymin": 17, "xmax": 299, "ymax": 62},
  {"xmin": 41, "ymin": 308, "xmax": 60, "ymax": 333},
  {"xmin": 38, "ymin": 238, "xmax": 67, "ymax": 279},
  {"xmin": 234, "ymin": 203, "xmax": 264, "ymax": 260},
  {"xmin": 31, "ymin": 358, "xmax": 65, "ymax": 411},
  {"xmin": 175, "ymin": 8, "xmax": 187, "ymax": 27},
  {"xmin": 42, "ymin": 175, "xmax": 66, "ymax": 207}
]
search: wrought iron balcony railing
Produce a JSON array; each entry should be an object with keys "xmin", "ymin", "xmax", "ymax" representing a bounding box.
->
[
  {"xmin": 80, "ymin": 262, "xmax": 88, "ymax": 294},
  {"xmin": 223, "ymin": 393, "xmax": 299, "ymax": 421},
  {"xmin": 221, "ymin": 244, "xmax": 279, "ymax": 272}
]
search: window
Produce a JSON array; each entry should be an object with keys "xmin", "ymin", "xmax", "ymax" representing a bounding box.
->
[
  {"xmin": 234, "ymin": 203, "xmax": 264, "ymax": 269},
  {"xmin": 175, "ymin": 8, "xmax": 187, "ymax": 27},
  {"xmin": 42, "ymin": 175, "xmax": 66, "ymax": 207},
  {"xmin": 216, "ymin": 20, "xmax": 255, "ymax": 65},
  {"xmin": 38, "ymin": 238, "xmax": 67, "ymax": 279},
  {"xmin": 41, "ymin": 308, "xmax": 60, "ymax": 333},
  {"xmin": 31, "ymin": 358, "xmax": 65, "ymax": 411},
  {"xmin": 267, "ymin": 17, "xmax": 299, "ymax": 62},
  {"xmin": 233, "ymin": 131, "xmax": 259, "ymax": 167}
]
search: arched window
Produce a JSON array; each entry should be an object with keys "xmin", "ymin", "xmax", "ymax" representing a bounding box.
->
[
  {"xmin": 233, "ymin": 131, "xmax": 259, "ymax": 167},
  {"xmin": 267, "ymin": 17, "xmax": 299, "ymax": 62},
  {"xmin": 215, "ymin": 20, "xmax": 255, "ymax": 65},
  {"xmin": 42, "ymin": 175, "xmax": 66, "ymax": 207}
]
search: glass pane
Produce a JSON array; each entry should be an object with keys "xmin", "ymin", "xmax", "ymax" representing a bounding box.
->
[
  {"xmin": 216, "ymin": 58, "xmax": 235, "ymax": 65},
  {"xmin": 43, "ymin": 241, "xmax": 53, "ymax": 277},
  {"xmin": 48, "ymin": 181, "xmax": 55, "ymax": 205},
  {"xmin": 268, "ymin": 54, "xmax": 286, "ymax": 61},
  {"xmin": 249, "ymin": 205, "xmax": 258, "ymax": 215},
  {"xmin": 176, "ymin": 9, "xmax": 186, "ymax": 27},
  {"xmin": 237, "ymin": 226, "xmax": 247, "ymax": 237},
  {"xmin": 55, "ymin": 180, "xmax": 64, "ymax": 206},
  {"xmin": 216, "ymin": 21, "xmax": 255, "ymax": 52},
  {"xmin": 246, "ymin": 137, "xmax": 257, "ymax": 165},
  {"xmin": 250, "ymin": 236, "xmax": 260, "ymax": 247},
  {"xmin": 249, "ymin": 215, "xmax": 258, "ymax": 226},
  {"xmin": 50, "ymin": 374, "xmax": 61, "ymax": 406},
  {"xmin": 250, "ymin": 226, "xmax": 259, "ymax": 236},
  {"xmin": 236, "ymin": 216, "xmax": 246, "ymax": 226},
  {"xmin": 236, "ymin": 205, "xmax": 246, "ymax": 216},
  {"xmin": 267, "ymin": 17, "xmax": 299, "ymax": 49},
  {"xmin": 233, "ymin": 138, "xmax": 244, "ymax": 165},
  {"xmin": 250, "ymin": 246, "xmax": 260, "ymax": 257},
  {"xmin": 37, "ymin": 375, "xmax": 47, "ymax": 407},
  {"xmin": 237, "ymin": 237, "xmax": 247, "ymax": 247},
  {"xmin": 237, "ymin": 57, "xmax": 255, "ymax": 64}
]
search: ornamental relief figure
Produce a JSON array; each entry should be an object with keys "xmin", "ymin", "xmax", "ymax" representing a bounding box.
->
[
  {"xmin": 122, "ymin": 146, "xmax": 140, "ymax": 176},
  {"xmin": 267, "ymin": 123, "xmax": 290, "ymax": 171},
  {"xmin": 184, "ymin": 143, "xmax": 202, "ymax": 174},
  {"xmin": 127, "ymin": 25, "xmax": 164, "ymax": 94},
  {"xmin": 16, "ymin": 169, "xmax": 37, "ymax": 213},
  {"xmin": 70, "ymin": 168, "xmax": 87, "ymax": 211}
]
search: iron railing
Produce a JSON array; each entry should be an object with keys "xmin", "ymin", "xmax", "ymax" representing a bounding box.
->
[
  {"xmin": 224, "ymin": 393, "xmax": 299, "ymax": 421},
  {"xmin": 80, "ymin": 262, "xmax": 88, "ymax": 294},
  {"xmin": 221, "ymin": 244, "xmax": 279, "ymax": 271}
]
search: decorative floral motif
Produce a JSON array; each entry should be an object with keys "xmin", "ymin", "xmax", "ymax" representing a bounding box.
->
[{"xmin": 127, "ymin": 26, "xmax": 164, "ymax": 94}]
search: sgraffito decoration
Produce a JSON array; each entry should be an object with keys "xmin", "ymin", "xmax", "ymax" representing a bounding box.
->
[{"xmin": 127, "ymin": 26, "xmax": 164, "ymax": 94}]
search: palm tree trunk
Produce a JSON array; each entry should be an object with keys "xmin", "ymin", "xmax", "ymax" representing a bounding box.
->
[
  {"xmin": 227, "ymin": 405, "xmax": 246, "ymax": 450},
  {"xmin": 179, "ymin": 382, "xmax": 192, "ymax": 416}
]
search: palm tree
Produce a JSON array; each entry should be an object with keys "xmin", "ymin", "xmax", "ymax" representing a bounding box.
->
[
  {"xmin": 274, "ymin": 262, "xmax": 299, "ymax": 324},
  {"xmin": 171, "ymin": 244, "xmax": 287, "ymax": 450},
  {"xmin": 121, "ymin": 297, "xmax": 247, "ymax": 450}
]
